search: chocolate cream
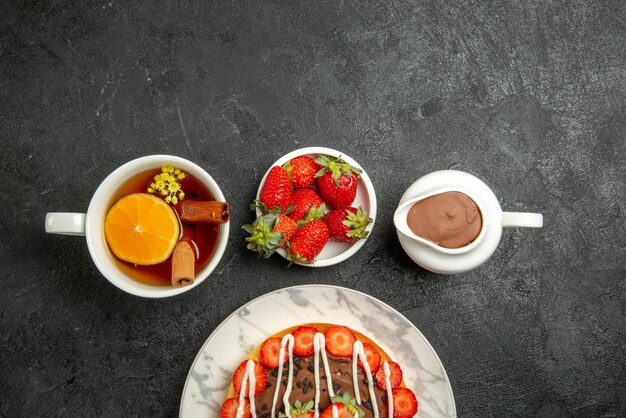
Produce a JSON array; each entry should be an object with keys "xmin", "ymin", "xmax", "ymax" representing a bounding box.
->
[
  {"xmin": 407, "ymin": 191, "xmax": 482, "ymax": 249},
  {"xmin": 254, "ymin": 354, "xmax": 388, "ymax": 417}
]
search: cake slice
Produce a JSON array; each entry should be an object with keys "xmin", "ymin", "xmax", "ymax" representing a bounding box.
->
[{"xmin": 221, "ymin": 323, "xmax": 418, "ymax": 418}]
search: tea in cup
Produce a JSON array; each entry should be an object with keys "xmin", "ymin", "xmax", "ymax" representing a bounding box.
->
[{"xmin": 45, "ymin": 155, "xmax": 230, "ymax": 297}]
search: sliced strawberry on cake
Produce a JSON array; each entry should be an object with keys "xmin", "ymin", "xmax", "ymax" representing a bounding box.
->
[
  {"xmin": 220, "ymin": 398, "xmax": 251, "ymax": 418},
  {"xmin": 375, "ymin": 361, "xmax": 403, "ymax": 390},
  {"xmin": 320, "ymin": 402, "xmax": 354, "ymax": 418},
  {"xmin": 259, "ymin": 337, "xmax": 289, "ymax": 368},
  {"xmin": 324, "ymin": 325, "xmax": 356, "ymax": 358},
  {"xmin": 358, "ymin": 342, "xmax": 382, "ymax": 374},
  {"xmin": 232, "ymin": 360, "xmax": 266, "ymax": 396},
  {"xmin": 321, "ymin": 393, "xmax": 366, "ymax": 418},
  {"xmin": 291, "ymin": 325, "xmax": 318, "ymax": 357},
  {"xmin": 392, "ymin": 387, "xmax": 419, "ymax": 418}
]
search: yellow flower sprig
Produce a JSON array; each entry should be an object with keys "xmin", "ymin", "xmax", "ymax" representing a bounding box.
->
[{"xmin": 147, "ymin": 165, "xmax": 186, "ymax": 204}]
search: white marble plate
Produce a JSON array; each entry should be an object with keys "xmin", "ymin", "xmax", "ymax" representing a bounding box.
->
[{"xmin": 179, "ymin": 285, "xmax": 456, "ymax": 418}]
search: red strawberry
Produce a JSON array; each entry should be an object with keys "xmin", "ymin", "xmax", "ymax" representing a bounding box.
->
[
  {"xmin": 324, "ymin": 326, "xmax": 356, "ymax": 358},
  {"xmin": 375, "ymin": 361, "xmax": 403, "ymax": 390},
  {"xmin": 357, "ymin": 342, "xmax": 382, "ymax": 374},
  {"xmin": 232, "ymin": 360, "xmax": 267, "ymax": 396},
  {"xmin": 292, "ymin": 413, "xmax": 314, "ymax": 418},
  {"xmin": 220, "ymin": 398, "xmax": 251, "ymax": 418},
  {"xmin": 288, "ymin": 188, "xmax": 324, "ymax": 221},
  {"xmin": 289, "ymin": 400, "xmax": 316, "ymax": 418},
  {"xmin": 260, "ymin": 166, "xmax": 291, "ymax": 212},
  {"xmin": 243, "ymin": 213, "xmax": 298, "ymax": 258},
  {"xmin": 392, "ymin": 387, "xmax": 419, "ymax": 418},
  {"xmin": 291, "ymin": 325, "xmax": 318, "ymax": 357},
  {"xmin": 283, "ymin": 155, "xmax": 320, "ymax": 189},
  {"xmin": 320, "ymin": 403, "xmax": 353, "ymax": 418},
  {"xmin": 259, "ymin": 337, "xmax": 288, "ymax": 368},
  {"xmin": 287, "ymin": 220, "xmax": 329, "ymax": 264},
  {"xmin": 323, "ymin": 206, "xmax": 372, "ymax": 242},
  {"xmin": 274, "ymin": 214, "xmax": 298, "ymax": 242},
  {"xmin": 315, "ymin": 155, "xmax": 362, "ymax": 208}
]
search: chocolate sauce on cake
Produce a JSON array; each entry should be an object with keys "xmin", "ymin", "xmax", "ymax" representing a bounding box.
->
[{"xmin": 254, "ymin": 354, "xmax": 388, "ymax": 417}]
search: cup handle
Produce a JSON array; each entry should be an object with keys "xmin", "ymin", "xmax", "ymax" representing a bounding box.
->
[
  {"xmin": 45, "ymin": 213, "xmax": 87, "ymax": 236},
  {"xmin": 501, "ymin": 212, "xmax": 543, "ymax": 228}
]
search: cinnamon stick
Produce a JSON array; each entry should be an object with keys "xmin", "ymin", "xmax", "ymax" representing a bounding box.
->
[
  {"xmin": 172, "ymin": 225, "xmax": 197, "ymax": 287},
  {"xmin": 179, "ymin": 200, "xmax": 230, "ymax": 224},
  {"xmin": 172, "ymin": 241, "xmax": 195, "ymax": 287}
]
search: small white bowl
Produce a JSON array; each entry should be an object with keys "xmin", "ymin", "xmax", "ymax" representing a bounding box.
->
[{"xmin": 255, "ymin": 147, "xmax": 377, "ymax": 267}]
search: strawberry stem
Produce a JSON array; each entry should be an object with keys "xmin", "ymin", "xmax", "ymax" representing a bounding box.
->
[
  {"xmin": 298, "ymin": 203, "xmax": 327, "ymax": 227},
  {"xmin": 242, "ymin": 214, "xmax": 284, "ymax": 258},
  {"xmin": 314, "ymin": 155, "xmax": 362, "ymax": 187},
  {"xmin": 343, "ymin": 206, "xmax": 373, "ymax": 239}
]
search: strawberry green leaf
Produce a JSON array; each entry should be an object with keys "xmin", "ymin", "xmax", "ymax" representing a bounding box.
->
[
  {"xmin": 314, "ymin": 155, "xmax": 362, "ymax": 183},
  {"xmin": 243, "ymin": 214, "xmax": 285, "ymax": 258},
  {"xmin": 278, "ymin": 398, "xmax": 315, "ymax": 417},
  {"xmin": 314, "ymin": 166, "xmax": 327, "ymax": 178},
  {"xmin": 282, "ymin": 161, "xmax": 293, "ymax": 176},
  {"xmin": 251, "ymin": 199, "xmax": 292, "ymax": 215},
  {"xmin": 330, "ymin": 393, "xmax": 364, "ymax": 417},
  {"xmin": 286, "ymin": 251, "xmax": 314, "ymax": 267},
  {"xmin": 339, "ymin": 206, "xmax": 372, "ymax": 240}
]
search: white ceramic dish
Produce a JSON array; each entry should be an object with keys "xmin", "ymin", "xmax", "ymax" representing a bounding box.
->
[
  {"xmin": 254, "ymin": 147, "xmax": 376, "ymax": 267},
  {"xmin": 45, "ymin": 155, "xmax": 230, "ymax": 298},
  {"xmin": 396, "ymin": 170, "xmax": 542, "ymax": 274},
  {"xmin": 394, "ymin": 186, "xmax": 488, "ymax": 256},
  {"xmin": 179, "ymin": 285, "xmax": 456, "ymax": 418}
]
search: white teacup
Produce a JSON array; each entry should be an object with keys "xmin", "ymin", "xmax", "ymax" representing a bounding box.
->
[
  {"xmin": 45, "ymin": 155, "xmax": 230, "ymax": 298},
  {"xmin": 394, "ymin": 170, "xmax": 543, "ymax": 274}
]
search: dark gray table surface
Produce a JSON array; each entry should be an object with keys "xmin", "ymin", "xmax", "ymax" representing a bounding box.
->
[{"xmin": 1, "ymin": 0, "xmax": 624, "ymax": 417}]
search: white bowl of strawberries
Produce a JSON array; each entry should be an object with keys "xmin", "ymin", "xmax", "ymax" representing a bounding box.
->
[{"xmin": 243, "ymin": 147, "xmax": 376, "ymax": 267}]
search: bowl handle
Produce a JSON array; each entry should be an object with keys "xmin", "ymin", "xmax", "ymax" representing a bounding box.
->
[{"xmin": 501, "ymin": 212, "xmax": 543, "ymax": 228}]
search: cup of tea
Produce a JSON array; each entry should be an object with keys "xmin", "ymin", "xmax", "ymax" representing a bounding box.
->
[
  {"xmin": 45, "ymin": 155, "xmax": 230, "ymax": 297},
  {"xmin": 394, "ymin": 170, "xmax": 542, "ymax": 274}
]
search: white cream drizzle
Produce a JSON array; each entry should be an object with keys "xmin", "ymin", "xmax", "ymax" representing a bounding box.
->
[
  {"xmin": 351, "ymin": 341, "xmax": 379, "ymax": 418},
  {"xmin": 313, "ymin": 332, "xmax": 335, "ymax": 418},
  {"xmin": 236, "ymin": 360, "xmax": 258, "ymax": 418},
  {"xmin": 330, "ymin": 405, "xmax": 358, "ymax": 418},
  {"xmin": 270, "ymin": 334, "xmax": 295, "ymax": 417},
  {"xmin": 382, "ymin": 361, "xmax": 393, "ymax": 418}
]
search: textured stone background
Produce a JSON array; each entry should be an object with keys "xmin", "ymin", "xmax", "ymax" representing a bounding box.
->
[{"xmin": 1, "ymin": 0, "xmax": 625, "ymax": 416}]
